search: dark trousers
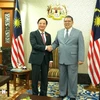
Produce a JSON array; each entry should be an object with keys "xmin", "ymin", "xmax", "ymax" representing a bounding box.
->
[{"xmin": 31, "ymin": 58, "xmax": 49, "ymax": 96}]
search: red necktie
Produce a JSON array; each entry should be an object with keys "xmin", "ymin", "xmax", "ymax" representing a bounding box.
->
[{"xmin": 41, "ymin": 33, "xmax": 45, "ymax": 44}]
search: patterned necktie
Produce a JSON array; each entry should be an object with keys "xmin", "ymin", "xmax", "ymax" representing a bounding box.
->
[{"xmin": 41, "ymin": 33, "xmax": 45, "ymax": 44}]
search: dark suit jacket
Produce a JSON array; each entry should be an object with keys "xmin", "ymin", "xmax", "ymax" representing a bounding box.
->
[{"xmin": 29, "ymin": 30, "xmax": 53, "ymax": 65}]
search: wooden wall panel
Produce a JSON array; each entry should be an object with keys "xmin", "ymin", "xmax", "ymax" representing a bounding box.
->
[
  {"xmin": 0, "ymin": 0, "xmax": 15, "ymax": 8},
  {"xmin": 0, "ymin": 2, "xmax": 14, "ymax": 8}
]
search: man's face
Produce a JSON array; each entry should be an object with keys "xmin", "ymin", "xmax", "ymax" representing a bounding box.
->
[
  {"xmin": 38, "ymin": 19, "xmax": 47, "ymax": 32},
  {"xmin": 64, "ymin": 17, "xmax": 73, "ymax": 29}
]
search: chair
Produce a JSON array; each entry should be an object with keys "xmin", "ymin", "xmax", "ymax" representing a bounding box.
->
[
  {"xmin": 0, "ymin": 47, "xmax": 13, "ymax": 78},
  {"xmin": 48, "ymin": 48, "xmax": 59, "ymax": 81},
  {"xmin": 0, "ymin": 64, "xmax": 7, "ymax": 75}
]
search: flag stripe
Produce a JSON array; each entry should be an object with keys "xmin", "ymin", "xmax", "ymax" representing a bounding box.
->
[{"xmin": 17, "ymin": 35, "xmax": 24, "ymax": 64}]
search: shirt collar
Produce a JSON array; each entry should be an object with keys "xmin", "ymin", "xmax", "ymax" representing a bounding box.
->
[
  {"xmin": 38, "ymin": 30, "xmax": 45, "ymax": 34},
  {"xmin": 64, "ymin": 27, "xmax": 72, "ymax": 33}
]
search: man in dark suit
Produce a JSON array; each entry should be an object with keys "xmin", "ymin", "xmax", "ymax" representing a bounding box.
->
[{"xmin": 29, "ymin": 18, "xmax": 53, "ymax": 96}]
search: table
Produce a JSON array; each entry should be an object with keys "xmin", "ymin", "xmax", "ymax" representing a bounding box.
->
[
  {"xmin": 0, "ymin": 75, "xmax": 10, "ymax": 96},
  {"xmin": 12, "ymin": 69, "xmax": 31, "ymax": 90},
  {"xmin": 15, "ymin": 94, "xmax": 62, "ymax": 100}
]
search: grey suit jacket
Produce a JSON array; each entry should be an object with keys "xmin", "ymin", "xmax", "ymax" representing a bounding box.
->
[{"xmin": 52, "ymin": 28, "xmax": 84, "ymax": 65}]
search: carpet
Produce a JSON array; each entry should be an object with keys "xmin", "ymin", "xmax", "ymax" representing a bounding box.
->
[
  {"xmin": 26, "ymin": 82, "xmax": 100, "ymax": 100},
  {"xmin": 0, "ymin": 81, "xmax": 100, "ymax": 100}
]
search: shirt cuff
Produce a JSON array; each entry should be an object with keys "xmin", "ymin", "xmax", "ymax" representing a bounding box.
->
[
  {"xmin": 49, "ymin": 61, "xmax": 53, "ymax": 62},
  {"xmin": 45, "ymin": 46, "xmax": 47, "ymax": 50}
]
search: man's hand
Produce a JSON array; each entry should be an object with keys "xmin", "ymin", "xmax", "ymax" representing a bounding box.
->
[
  {"xmin": 78, "ymin": 61, "xmax": 84, "ymax": 65},
  {"xmin": 47, "ymin": 45, "xmax": 53, "ymax": 52}
]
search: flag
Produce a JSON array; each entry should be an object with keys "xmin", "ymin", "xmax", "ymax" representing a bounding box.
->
[
  {"xmin": 88, "ymin": 0, "xmax": 100, "ymax": 85},
  {"xmin": 11, "ymin": 0, "xmax": 25, "ymax": 68}
]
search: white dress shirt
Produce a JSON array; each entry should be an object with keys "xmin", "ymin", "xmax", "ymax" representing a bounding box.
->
[
  {"xmin": 64, "ymin": 27, "xmax": 72, "ymax": 38},
  {"xmin": 39, "ymin": 30, "xmax": 46, "ymax": 42}
]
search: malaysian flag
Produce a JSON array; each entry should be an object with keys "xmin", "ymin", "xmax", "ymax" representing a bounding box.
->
[
  {"xmin": 88, "ymin": 0, "xmax": 100, "ymax": 85},
  {"xmin": 11, "ymin": 0, "xmax": 25, "ymax": 68}
]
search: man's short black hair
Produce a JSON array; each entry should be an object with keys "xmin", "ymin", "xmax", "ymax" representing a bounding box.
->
[
  {"xmin": 37, "ymin": 18, "xmax": 48, "ymax": 25},
  {"xmin": 65, "ymin": 15, "xmax": 73, "ymax": 21}
]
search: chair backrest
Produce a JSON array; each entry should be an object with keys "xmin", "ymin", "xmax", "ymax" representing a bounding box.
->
[
  {"xmin": 1, "ymin": 47, "xmax": 12, "ymax": 68},
  {"xmin": 48, "ymin": 48, "xmax": 59, "ymax": 81},
  {"xmin": 52, "ymin": 48, "xmax": 59, "ymax": 69}
]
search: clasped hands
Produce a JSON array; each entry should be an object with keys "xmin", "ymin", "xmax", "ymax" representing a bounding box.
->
[{"xmin": 46, "ymin": 45, "xmax": 53, "ymax": 52}]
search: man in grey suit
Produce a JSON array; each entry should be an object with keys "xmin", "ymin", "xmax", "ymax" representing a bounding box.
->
[{"xmin": 47, "ymin": 15, "xmax": 84, "ymax": 100}]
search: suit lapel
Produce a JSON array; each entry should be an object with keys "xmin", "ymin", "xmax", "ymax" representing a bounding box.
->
[
  {"xmin": 59, "ymin": 29, "xmax": 65, "ymax": 44},
  {"xmin": 60, "ymin": 29, "xmax": 69, "ymax": 43},
  {"xmin": 65, "ymin": 28, "xmax": 74, "ymax": 43},
  {"xmin": 37, "ymin": 30, "xmax": 49, "ymax": 45},
  {"xmin": 69, "ymin": 28, "xmax": 74, "ymax": 37},
  {"xmin": 45, "ymin": 33, "xmax": 49, "ymax": 45},
  {"xmin": 36, "ymin": 30, "xmax": 44, "ymax": 44}
]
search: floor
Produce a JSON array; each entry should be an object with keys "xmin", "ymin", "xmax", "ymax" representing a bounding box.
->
[
  {"xmin": 0, "ymin": 80, "xmax": 100, "ymax": 100},
  {"xmin": 0, "ymin": 79, "xmax": 27, "ymax": 100},
  {"xmin": 27, "ymin": 82, "xmax": 100, "ymax": 100}
]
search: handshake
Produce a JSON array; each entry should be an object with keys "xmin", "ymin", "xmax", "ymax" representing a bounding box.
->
[{"xmin": 46, "ymin": 45, "xmax": 53, "ymax": 52}]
